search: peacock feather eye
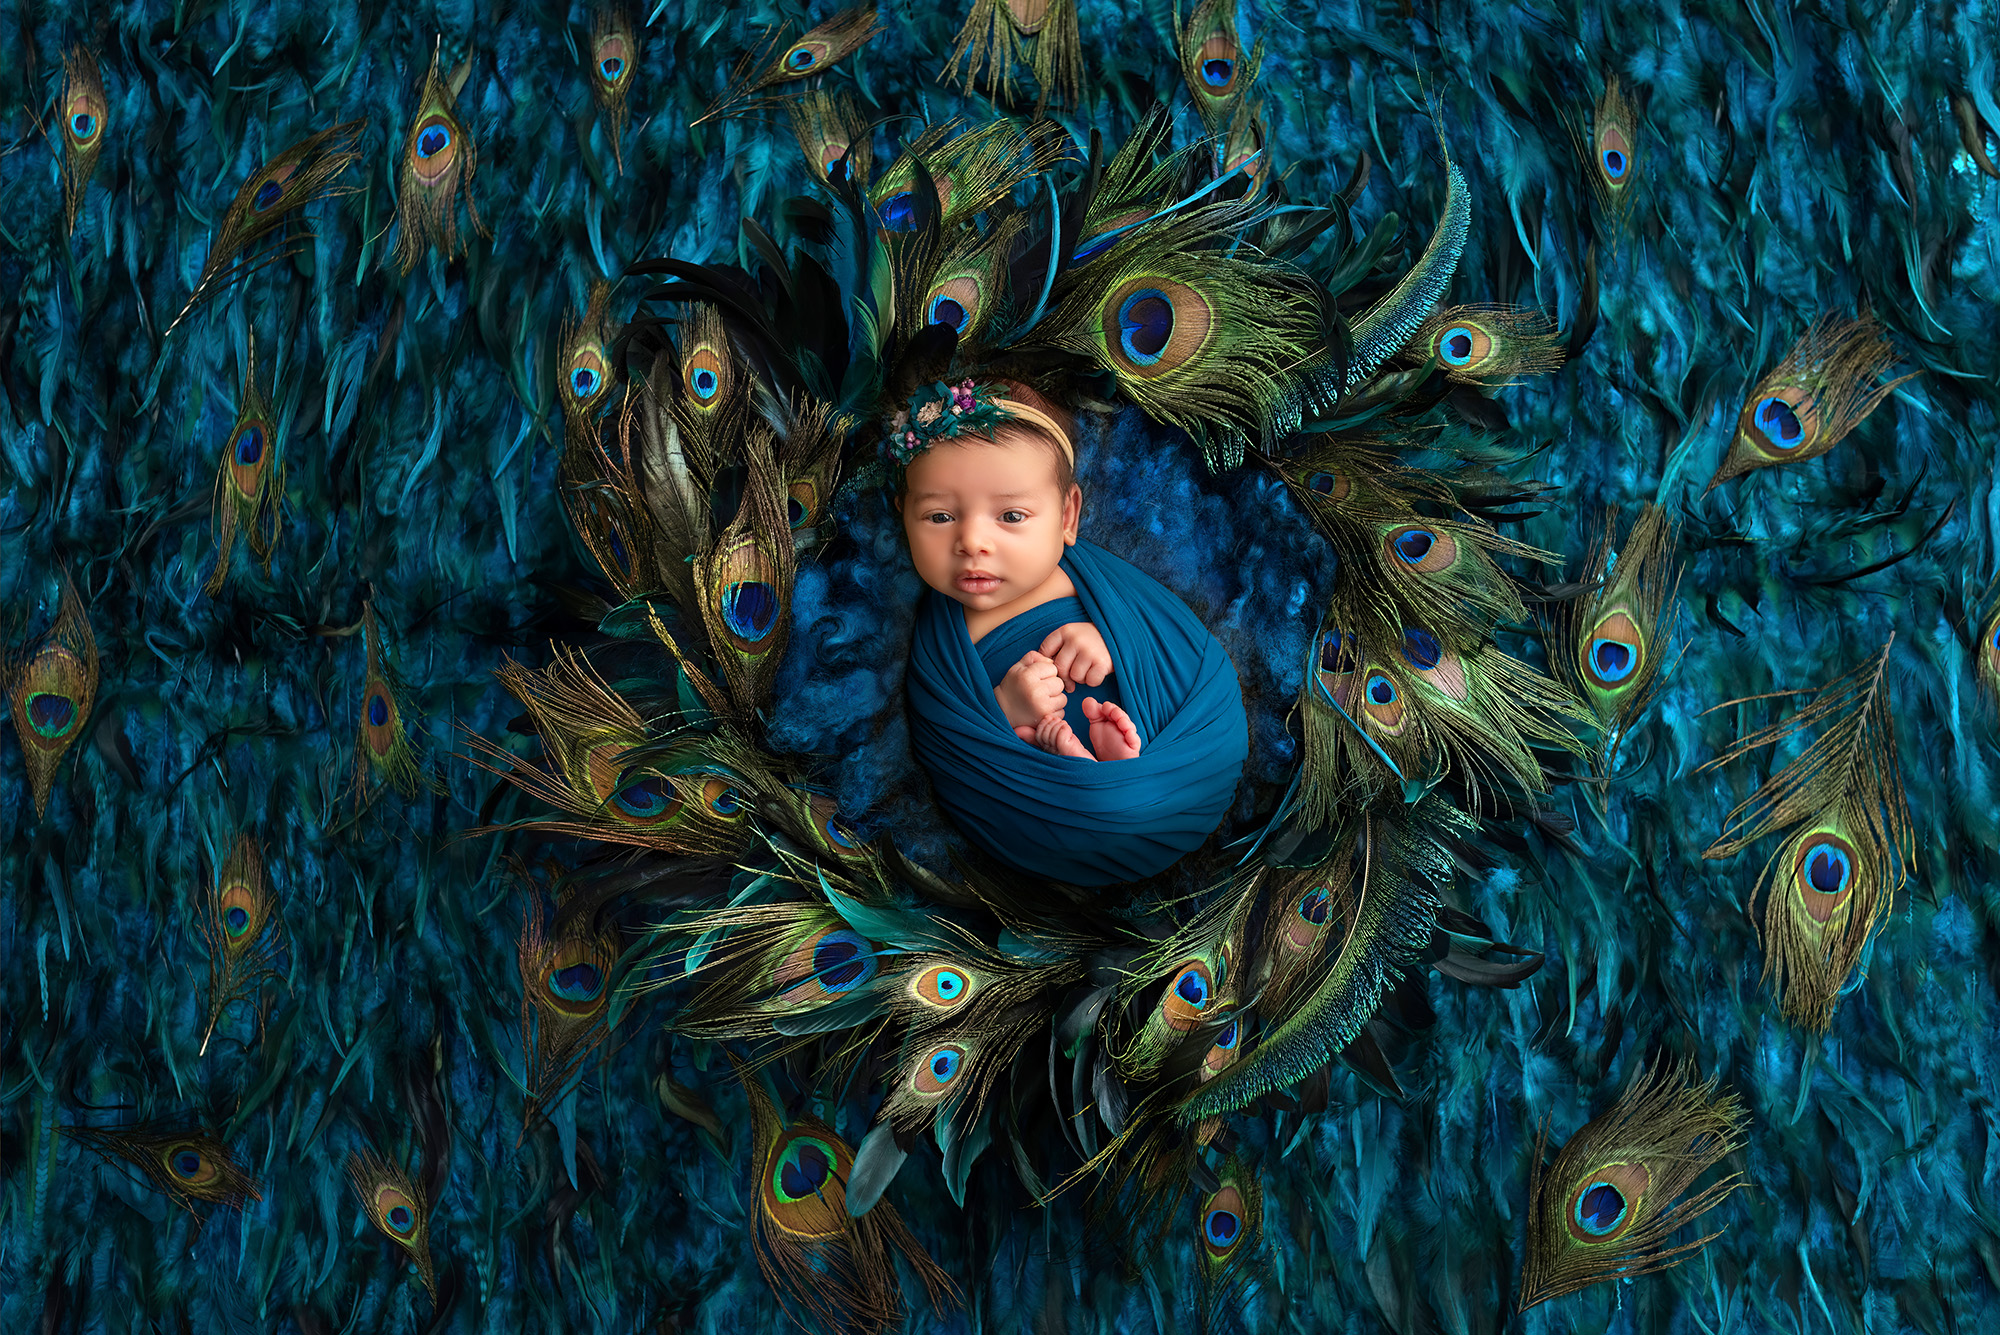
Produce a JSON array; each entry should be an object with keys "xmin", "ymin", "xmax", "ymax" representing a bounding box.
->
[
  {"xmin": 762, "ymin": 1130, "xmax": 849, "ymax": 1238},
  {"xmin": 787, "ymin": 480, "xmax": 819, "ymax": 531},
  {"xmin": 924, "ymin": 275, "xmax": 983, "ymax": 333},
  {"xmin": 1563, "ymin": 1162, "xmax": 1649, "ymax": 1242},
  {"xmin": 1102, "ymin": 278, "xmax": 1216, "ymax": 379},
  {"xmin": 910, "ymin": 1042, "xmax": 966, "ymax": 1096},
  {"xmin": 1740, "ymin": 386, "xmax": 1819, "ymax": 456},
  {"xmin": 1787, "ymin": 828, "xmax": 1858, "ymax": 924},
  {"xmin": 68, "ymin": 1122, "xmax": 264, "ymax": 1216},
  {"xmin": 251, "ymin": 162, "xmax": 298, "ymax": 213},
  {"xmin": 595, "ymin": 35, "xmax": 630, "ymax": 86},
  {"xmin": 1176, "ymin": 0, "xmax": 1263, "ymax": 135},
  {"xmin": 565, "ymin": 345, "xmax": 609, "ymax": 409},
  {"xmin": 1581, "ymin": 76, "xmax": 1638, "ymax": 227},
  {"xmin": 1360, "ymin": 670, "xmax": 1405, "ymax": 730},
  {"xmin": 702, "ymin": 776, "xmax": 743, "ymax": 818},
  {"xmin": 1200, "ymin": 1014, "xmax": 1242, "ymax": 1081},
  {"xmin": 1981, "ymin": 605, "xmax": 2000, "ymax": 693},
  {"xmin": 1583, "ymin": 610, "xmax": 1644, "ymax": 689},
  {"xmin": 910, "ymin": 962, "xmax": 976, "ymax": 1010},
  {"xmin": 716, "ymin": 539, "xmax": 782, "ymax": 647},
  {"xmin": 773, "ymin": 927, "xmax": 877, "ymax": 1005},
  {"xmin": 1384, "ymin": 524, "xmax": 1457, "ymax": 573},
  {"xmin": 1159, "ymin": 960, "xmax": 1216, "ymax": 1031},
  {"xmin": 164, "ymin": 1141, "xmax": 222, "ymax": 1188},
  {"xmin": 411, "ymin": 114, "xmax": 457, "ymax": 182},
  {"xmin": 1201, "ymin": 1183, "xmax": 1247, "ymax": 1259}
]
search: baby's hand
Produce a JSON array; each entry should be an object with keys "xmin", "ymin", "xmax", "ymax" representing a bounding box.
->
[
  {"xmin": 995, "ymin": 651, "xmax": 1067, "ymax": 731},
  {"xmin": 1038, "ymin": 622, "xmax": 1114, "ymax": 691}
]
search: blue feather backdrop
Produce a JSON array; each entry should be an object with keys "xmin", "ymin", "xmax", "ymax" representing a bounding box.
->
[{"xmin": 3, "ymin": 1, "xmax": 1999, "ymax": 1332}]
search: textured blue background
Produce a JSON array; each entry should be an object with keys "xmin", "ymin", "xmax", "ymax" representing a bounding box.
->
[{"xmin": 3, "ymin": 1, "xmax": 1999, "ymax": 1331}]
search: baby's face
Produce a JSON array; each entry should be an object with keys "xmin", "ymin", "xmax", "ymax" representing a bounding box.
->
[{"xmin": 899, "ymin": 430, "xmax": 1080, "ymax": 615}]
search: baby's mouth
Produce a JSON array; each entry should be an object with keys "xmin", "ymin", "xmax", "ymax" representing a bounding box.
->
[{"xmin": 955, "ymin": 572, "xmax": 1001, "ymax": 594}]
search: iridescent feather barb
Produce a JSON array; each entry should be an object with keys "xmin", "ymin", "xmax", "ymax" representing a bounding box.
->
[
  {"xmin": 733, "ymin": 1056, "xmax": 956, "ymax": 1331},
  {"xmin": 205, "ymin": 333, "xmax": 284, "ymax": 595},
  {"xmin": 353, "ymin": 599, "xmax": 439, "ymax": 800},
  {"xmin": 7, "ymin": 572, "xmax": 99, "ymax": 819},
  {"xmin": 1558, "ymin": 504, "xmax": 1682, "ymax": 773},
  {"xmin": 167, "ymin": 119, "xmax": 367, "ymax": 337},
  {"xmin": 694, "ymin": 7, "xmax": 883, "ymax": 126},
  {"xmin": 198, "ymin": 834, "xmax": 285, "ymax": 1055},
  {"xmin": 589, "ymin": 9, "xmax": 639, "ymax": 172},
  {"xmin": 1705, "ymin": 313, "xmax": 1917, "ymax": 492},
  {"xmin": 66, "ymin": 1121, "xmax": 264, "ymax": 1225},
  {"xmin": 945, "ymin": 0, "xmax": 1084, "ymax": 113},
  {"xmin": 392, "ymin": 47, "xmax": 484, "ymax": 274},
  {"xmin": 1283, "ymin": 149, "xmax": 1470, "ymax": 421},
  {"xmin": 518, "ymin": 881, "xmax": 619, "ymax": 1137},
  {"xmin": 1519, "ymin": 1062, "xmax": 1748, "ymax": 1309},
  {"xmin": 1697, "ymin": 639, "xmax": 1912, "ymax": 1031},
  {"xmin": 60, "ymin": 45, "xmax": 109, "ymax": 233},
  {"xmin": 348, "ymin": 1150, "xmax": 437, "ymax": 1299}
]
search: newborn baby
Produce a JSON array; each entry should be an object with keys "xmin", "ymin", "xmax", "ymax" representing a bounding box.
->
[
  {"xmin": 897, "ymin": 382, "xmax": 1250, "ymax": 886},
  {"xmin": 898, "ymin": 411, "xmax": 1140, "ymax": 762}
]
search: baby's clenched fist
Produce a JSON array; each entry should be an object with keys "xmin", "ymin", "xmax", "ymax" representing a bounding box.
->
[{"xmin": 995, "ymin": 651, "xmax": 1067, "ymax": 731}]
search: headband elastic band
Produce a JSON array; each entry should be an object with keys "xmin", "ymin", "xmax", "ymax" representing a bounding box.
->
[{"xmin": 990, "ymin": 397, "xmax": 1076, "ymax": 468}]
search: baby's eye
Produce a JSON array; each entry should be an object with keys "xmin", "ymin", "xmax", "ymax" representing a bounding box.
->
[
  {"xmin": 1000, "ymin": 510, "xmax": 1027, "ymax": 523},
  {"xmin": 924, "ymin": 512, "xmax": 953, "ymax": 523}
]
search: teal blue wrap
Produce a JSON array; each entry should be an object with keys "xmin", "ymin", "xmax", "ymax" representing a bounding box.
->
[{"xmin": 907, "ymin": 539, "xmax": 1250, "ymax": 885}]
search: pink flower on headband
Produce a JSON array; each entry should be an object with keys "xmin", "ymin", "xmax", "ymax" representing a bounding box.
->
[{"xmin": 950, "ymin": 380, "xmax": 977, "ymax": 411}]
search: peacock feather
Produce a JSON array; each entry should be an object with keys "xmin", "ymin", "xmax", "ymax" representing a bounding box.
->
[
  {"xmin": 347, "ymin": 1149, "xmax": 437, "ymax": 1299},
  {"xmin": 696, "ymin": 7, "xmax": 884, "ymax": 126},
  {"xmin": 588, "ymin": 8, "xmax": 639, "ymax": 173},
  {"xmin": 1557, "ymin": 504, "xmax": 1683, "ymax": 773},
  {"xmin": 197, "ymin": 833, "xmax": 285, "ymax": 1056},
  {"xmin": 1698, "ymin": 640, "xmax": 1912, "ymax": 1031},
  {"xmin": 1519, "ymin": 1062, "xmax": 1748, "ymax": 1309},
  {"xmin": 733, "ymin": 1055, "xmax": 956, "ymax": 1331},
  {"xmin": 59, "ymin": 45, "xmax": 108, "ymax": 234},
  {"xmin": 1705, "ymin": 313, "xmax": 1917, "ymax": 492},
  {"xmin": 352, "ymin": 598, "xmax": 437, "ymax": 801},
  {"xmin": 66, "ymin": 1122, "xmax": 264, "ymax": 1226},
  {"xmin": 391, "ymin": 46, "xmax": 484, "ymax": 274},
  {"xmin": 7, "ymin": 572, "xmax": 99, "ymax": 820},
  {"xmin": 945, "ymin": 0, "xmax": 1084, "ymax": 113},
  {"xmin": 204, "ymin": 332, "xmax": 284, "ymax": 596},
  {"xmin": 167, "ymin": 118, "xmax": 366, "ymax": 337}
]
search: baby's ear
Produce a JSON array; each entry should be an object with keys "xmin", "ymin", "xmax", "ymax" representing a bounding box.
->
[{"xmin": 1062, "ymin": 483, "xmax": 1082, "ymax": 542}]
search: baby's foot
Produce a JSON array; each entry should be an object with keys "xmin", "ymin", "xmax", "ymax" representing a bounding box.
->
[
  {"xmin": 1082, "ymin": 697, "xmax": 1142, "ymax": 761},
  {"xmin": 1019, "ymin": 711, "xmax": 1095, "ymax": 760}
]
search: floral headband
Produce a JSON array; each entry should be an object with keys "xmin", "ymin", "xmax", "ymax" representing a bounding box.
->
[{"xmin": 884, "ymin": 379, "xmax": 1076, "ymax": 468}]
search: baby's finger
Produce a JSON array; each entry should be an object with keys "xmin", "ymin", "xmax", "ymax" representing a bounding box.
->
[
  {"xmin": 1082, "ymin": 655, "xmax": 1109, "ymax": 687},
  {"xmin": 1039, "ymin": 629, "xmax": 1066, "ymax": 657}
]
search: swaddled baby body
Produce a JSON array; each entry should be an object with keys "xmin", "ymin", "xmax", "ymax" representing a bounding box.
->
[{"xmin": 898, "ymin": 384, "xmax": 1250, "ymax": 886}]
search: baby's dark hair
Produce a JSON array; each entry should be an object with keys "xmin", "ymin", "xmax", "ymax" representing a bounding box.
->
[{"xmin": 890, "ymin": 378, "xmax": 1078, "ymax": 502}]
